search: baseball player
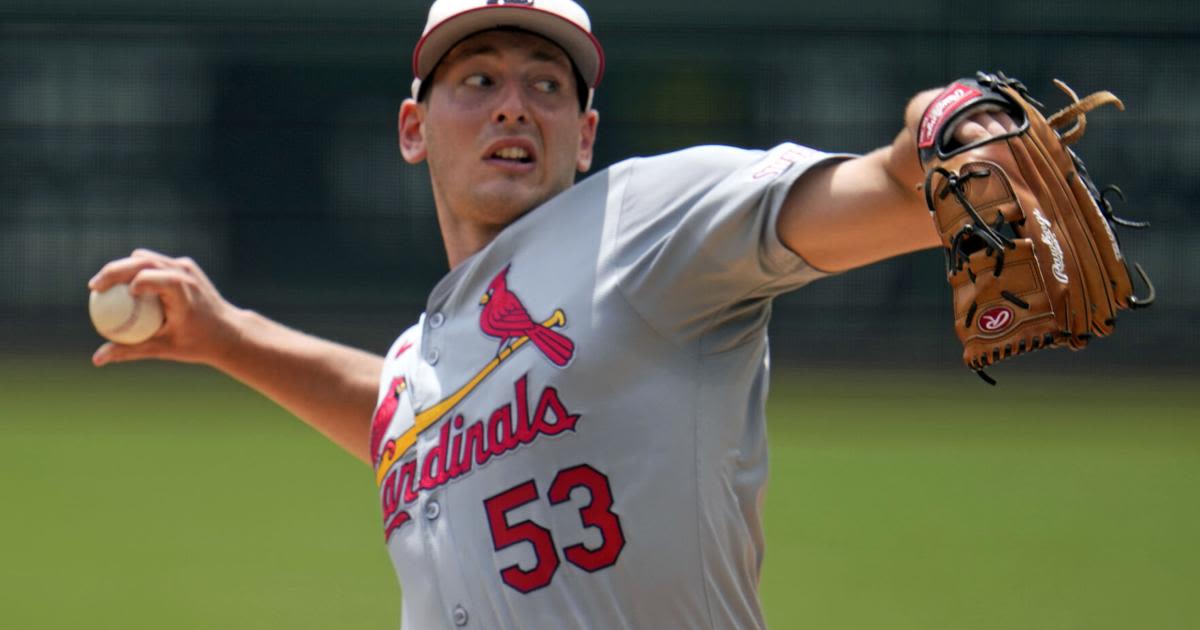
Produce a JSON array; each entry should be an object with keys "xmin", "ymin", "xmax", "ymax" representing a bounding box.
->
[{"xmin": 88, "ymin": 0, "xmax": 1018, "ymax": 627}]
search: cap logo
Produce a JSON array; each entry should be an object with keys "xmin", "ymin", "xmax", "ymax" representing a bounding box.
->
[
  {"xmin": 487, "ymin": 0, "xmax": 534, "ymax": 5},
  {"xmin": 978, "ymin": 306, "xmax": 1014, "ymax": 334}
]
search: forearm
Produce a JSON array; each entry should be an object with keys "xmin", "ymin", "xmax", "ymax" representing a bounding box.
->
[
  {"xmin": 778, "ymin": 144, "xmax": 938, "ymax": 273},
  {"xmin": 777, "ymin": 89, "xmax": 953, "ymax": 273},
  {"xmin": 214, "ymin": 308, "xmax": 383, "ymax": 464}
]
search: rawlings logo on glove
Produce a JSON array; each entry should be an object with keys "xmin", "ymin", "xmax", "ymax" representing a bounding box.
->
[
  {"xmin": 919, "ymin": 83, "xmax": 982, "ymax": 149},
  {"xmin": 919, "ymin": 71, "xmax": 1155, "ymax": 384}
]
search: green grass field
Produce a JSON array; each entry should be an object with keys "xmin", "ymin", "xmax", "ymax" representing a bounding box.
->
[{"xmin": 2, "ymin": 359, "xmax": 1196, "ymax": 629}]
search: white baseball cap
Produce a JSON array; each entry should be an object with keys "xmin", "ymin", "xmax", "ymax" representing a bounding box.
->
[{"xmin": 411, "ymin": 0, "xmax": 605, "ymax": 108}]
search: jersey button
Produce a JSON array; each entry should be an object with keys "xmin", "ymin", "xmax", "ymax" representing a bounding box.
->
[
  {"xmin": 429, "ymin": 312, "xmax": 445, "ymax": 328},
  {"xmin": 426, "ymin": 349, "xmax": 440, "ymax": 365},
  {"xmin": 452, "ymin": 605, "xmax": 468, "ymax": 627},
  {"xmin": 424, "ymin": 500, "xmax": 440, "ymax": 521}
]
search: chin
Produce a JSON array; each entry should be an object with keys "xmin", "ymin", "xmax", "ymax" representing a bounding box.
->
[
  {"xmin": 476, "ymin": 184, "xmax": 556, "ymax": 217},
  {"xmin": 470, "ymin": 191, "xmax": 541, "ymax": 226}
]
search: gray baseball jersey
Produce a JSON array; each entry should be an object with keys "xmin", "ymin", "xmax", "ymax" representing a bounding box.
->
[{"xmin": 370, "ymin": 143, "xmax": 840, "ymax": 629}]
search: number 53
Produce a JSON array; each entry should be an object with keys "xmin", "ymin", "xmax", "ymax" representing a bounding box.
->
[{"xmin": 483, "ymin": 464, "xmax": 626, "ymax": 593}]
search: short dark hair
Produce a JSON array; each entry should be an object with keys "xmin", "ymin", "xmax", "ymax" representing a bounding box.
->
[{"xmin": 416, "ymin": 27, "xmax": 591, "ymax": 112}]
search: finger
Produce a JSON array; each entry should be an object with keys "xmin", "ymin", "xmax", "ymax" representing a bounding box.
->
[
  {"xmin": 169, "ymin": 255, "xmax": 215, "ymax": 287},
  {"xmin": 135, "ymin": 250, "xmax": 216, "ymax": 289},
  {"xmin": 127, "ymin": 269, "xmax": 195, "ymax": 329},
  {"xmin": 92, "ymin": 338, "xmax": 172, "ymax": 367},
  {"xmin": 88, "ymin": 256, "xmax": 169, "ymax": 292},
  {"xmin": 981, "ymin": 113, "xmax": 1009, "ymax": 138},
  {"xmin": 994, "ymin": 111, "xmax": 1018, "ymax": 133},
  {"xmin": 954, "ymin": 120, "xmax": 991, "ymax": 145},
  {"xmin": 131, "ymin": 248, "xmax": 174, "ymax": 262},
  {"xmin": 93, "ymin": 342, "xmax": 120, "ymax": 367},
  {"xmin": 127, "ymin": 267, "xmax": 190, "ymax": 298}
]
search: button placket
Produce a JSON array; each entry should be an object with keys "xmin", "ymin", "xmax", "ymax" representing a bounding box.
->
[{"xmin": 423, "ymin": 310, "xmax": 442, "ymax": 366}]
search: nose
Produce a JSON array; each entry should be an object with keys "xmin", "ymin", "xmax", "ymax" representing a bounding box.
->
[{"xmin": 492, "ymin": 82, "xmax": 529, "ymax": 126}]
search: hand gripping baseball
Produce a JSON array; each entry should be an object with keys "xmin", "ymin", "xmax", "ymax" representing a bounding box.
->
[
  {"xmin": 88, "ymin": 249, "xmax": 243, "ymax": 367},
  {"xmin": 918, "ymin": 72, "xmax": 1154, "ymax": 383}
]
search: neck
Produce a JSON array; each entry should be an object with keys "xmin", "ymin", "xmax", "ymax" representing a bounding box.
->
[{"xmin": 437, "ymin": 204, "xmax": 506, "ymax": 270}]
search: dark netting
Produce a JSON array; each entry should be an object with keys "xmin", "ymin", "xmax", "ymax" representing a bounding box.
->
[{"xmin": 2, "ymin": 2, "xmax": 1197, "ymax": 369}]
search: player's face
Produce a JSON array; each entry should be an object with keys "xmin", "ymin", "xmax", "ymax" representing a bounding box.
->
[{"xmin": 400, "ymin": 30, "xmax": 599, "ymax": 231}]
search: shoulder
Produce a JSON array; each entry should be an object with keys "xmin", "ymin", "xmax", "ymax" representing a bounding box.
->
[
  {"xmin": 611, "ymin": 145, "xmax": 766, "ymax": 178},
  {"xmin": 595, "ymin": 145, "xmax": 766, "ymax": 213},
  {"xmin": 610, "ymin": 144, "xmax": 840, "ymax": 195},
  {"xmin": 565, "ymin": 145, "xmax": 778, "ymax": 200}
]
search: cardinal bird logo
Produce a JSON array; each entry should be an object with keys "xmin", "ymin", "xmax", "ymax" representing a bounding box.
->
[
  {"xmin": 479, "ymin": 265, "xmax": 575, "ymax": 367},
  {"xmin": 370, "ymin": 376, "xmax": 407, "ymax": 467}
]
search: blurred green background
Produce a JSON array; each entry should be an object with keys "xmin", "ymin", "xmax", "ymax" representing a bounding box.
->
[
  {"xmin": 2, "ymin": 361, "xmax": 1196, "ymax": 628},
  {"xmin": 2, "ymin": 0, "xmax": 1198, "ymax": 628}
]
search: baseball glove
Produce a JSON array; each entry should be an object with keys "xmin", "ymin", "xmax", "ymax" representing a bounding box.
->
[{"xmin": 918, "ymin": 72, "xmax": 1154, "ymax": 384}]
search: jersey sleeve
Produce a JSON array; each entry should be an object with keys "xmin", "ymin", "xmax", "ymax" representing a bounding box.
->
[{"xmin": 607, "ymin": 143, "xmax": 850, "ymax": 351}]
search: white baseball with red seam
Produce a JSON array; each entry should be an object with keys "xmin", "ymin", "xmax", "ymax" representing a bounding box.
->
[{"xmin": 88, "ymin": 283, "xmax": 164, "ymax": 345}]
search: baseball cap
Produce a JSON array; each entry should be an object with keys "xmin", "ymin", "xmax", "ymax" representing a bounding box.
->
[{"xmin": 411, "ymin": 0, "xmax": 605, "ymax": 109}]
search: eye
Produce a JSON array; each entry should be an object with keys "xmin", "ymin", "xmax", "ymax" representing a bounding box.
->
[
  {"xmin": 533, "ymin": 78, "xmax": 560, "ymax": 94},
  {"xmin": 464, "ymin": 73, "xmax": 493, "ymax": 88}
]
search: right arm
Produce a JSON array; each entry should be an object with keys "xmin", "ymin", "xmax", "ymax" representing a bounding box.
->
[{"xmin": 89, "ymin": 249, "xmax": 381, "ymax": 464}]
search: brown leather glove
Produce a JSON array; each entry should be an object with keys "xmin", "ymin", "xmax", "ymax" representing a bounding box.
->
[{"xmin": 918, "ymin": 72, "xmax": 1154, "ymax": 383}]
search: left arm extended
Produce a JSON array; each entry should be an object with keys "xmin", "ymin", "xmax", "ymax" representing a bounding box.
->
[{"xmin": 778, "ymin": 88, "xmax": 1014, "ymax": 272}]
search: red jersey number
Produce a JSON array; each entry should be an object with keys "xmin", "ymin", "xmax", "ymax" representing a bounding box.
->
[
  {"xmin": 483, "ymin": 464, "xmax": 625, "ymax": 593},
  {"xmin": 483, "ymin": 480, "xmax": 560, "ymax": 594}
]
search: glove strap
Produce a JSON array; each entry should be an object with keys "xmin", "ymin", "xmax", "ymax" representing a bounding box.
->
[{"xmin": 917, "ymin": 72, "xmax": 1033, "ymax": 164}]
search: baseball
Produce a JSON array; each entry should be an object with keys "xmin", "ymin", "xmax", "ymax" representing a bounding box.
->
[{"xmin": 88, "ymin": 283, "xmax": 164, "ymax": 345}]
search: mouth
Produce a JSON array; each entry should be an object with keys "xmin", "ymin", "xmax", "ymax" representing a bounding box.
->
[
  {"xmin": 490, "ymin": 146, "xmax": 533, "ymax": 164},
  {"xmin": 483, "ymin": 139, "xmax": 538, "ymax": 169}
]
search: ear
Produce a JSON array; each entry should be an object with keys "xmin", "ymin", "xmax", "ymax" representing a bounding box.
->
[
  {"xmin": 399, "ymin": 98, "xmax": 427, "ymax": 164},
  {"xmin": 575, "ymin": 109, "xmax": 600, "ymax": 173}
]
